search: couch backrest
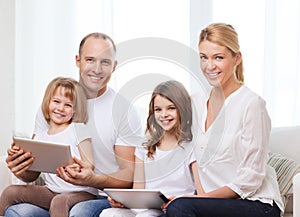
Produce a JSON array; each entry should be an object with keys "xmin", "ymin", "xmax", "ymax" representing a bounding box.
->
[{"xmin": 269, "ymin": 126, "xmax": 300, "ymax": 164}]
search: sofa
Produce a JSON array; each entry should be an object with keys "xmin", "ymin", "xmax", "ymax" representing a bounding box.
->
[
  {"xmin": 268, "ymin": 126, "xmax": 300, "ymax": 217},
  {"xmin": 0, "ymin": 126, "xmax": 299, "ymax": 216}
]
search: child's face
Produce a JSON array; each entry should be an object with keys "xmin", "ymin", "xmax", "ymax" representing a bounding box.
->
[
  {"xmin": 48, "ymin": 87, "xmax": 74, "ymax": 126},
  {"xmin": 154, "ymin": 95, "xmax": 178, "ymax": 132}
]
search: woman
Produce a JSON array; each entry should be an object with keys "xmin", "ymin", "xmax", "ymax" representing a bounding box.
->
[{"xmin": 166, "ymin": 23, "xmax": 284, "ymax": 217}]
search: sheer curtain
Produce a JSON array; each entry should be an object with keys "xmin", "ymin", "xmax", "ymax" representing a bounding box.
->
[
  {"xmin": 14, "ymin": 0, "xmax": 300, "ymax": 138},
  {"xmin": 14, "ymin": 0, "xmax": 112, "ymax": 135},
  {"xmin": 263, "ymin": 0, "xmax": 300, "ymax": 127}
]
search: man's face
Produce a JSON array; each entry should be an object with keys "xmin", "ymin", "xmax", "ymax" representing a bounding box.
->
[{"xmin": 76, "ymin": 37, "xmax": 117, "ymax": 98}]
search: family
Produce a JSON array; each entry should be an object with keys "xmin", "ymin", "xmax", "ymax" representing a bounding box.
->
[{"xmin": 0, "ymin": 23, "xmax": 284, "ymax": 217}]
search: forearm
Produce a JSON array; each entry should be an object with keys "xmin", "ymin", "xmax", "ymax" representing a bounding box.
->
[
  {"xmin": 200, "ymin": 186, "xmax": 239, "ymax": 199},
  {"xmin": 16, "ymin": 170, "xmax": 40, "ymax": 183},
  {"xmin": 90, "ymin": 169, "xmax": 133, "ymax": 190}
]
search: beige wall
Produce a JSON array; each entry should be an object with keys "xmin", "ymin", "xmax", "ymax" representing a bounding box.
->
[{"xmin": 0, "ymin": 0, "xmax": 15, "ymax": 156}]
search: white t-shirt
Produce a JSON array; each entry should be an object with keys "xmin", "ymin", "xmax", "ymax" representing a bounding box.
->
[
  {"xmin": 34, "ymin": 122, "xmax": 98, "ymax": 195},
  {"xmin": 34, "ymin": 87, "xmax": 143, "ymax": 195},
  {"xmin": 192, "ymin": 85, "xmax": 284, "ymax": 212},
  {"xmin": 135, "ymin": 142, "xmax": 196, "ymax": 198}
]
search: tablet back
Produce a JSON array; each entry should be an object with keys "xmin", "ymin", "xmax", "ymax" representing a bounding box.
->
[
  {"xmin": 13, "ymin": 136, "xmax": 73, "ymax": 173},
  {"xmin": 103, "ymin": 188, "xmax": 166, "ymax": 209}
]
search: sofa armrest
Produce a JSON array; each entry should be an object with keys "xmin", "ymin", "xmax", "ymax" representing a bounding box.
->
[
  {"xmin": 293, "ymin": 173, "xmax": 300, "ymax": 217},
  {"xmin": 0, "ymin": 156, "xmax": 12, "ymax": 194}
]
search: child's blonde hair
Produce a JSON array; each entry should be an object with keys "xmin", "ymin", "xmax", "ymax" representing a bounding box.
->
[{"xmin": 41, "ymin": 77, "xmax": 88, "ymax": 124}]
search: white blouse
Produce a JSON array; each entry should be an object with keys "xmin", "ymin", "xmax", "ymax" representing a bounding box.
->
[{"xmin": 192, "ymin": 85, "xmax": 284, "ymax": 212}]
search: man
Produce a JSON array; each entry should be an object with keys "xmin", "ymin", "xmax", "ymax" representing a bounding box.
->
[{"xmin": 5, "ymin": 33, "xmax": 143, "ymax": 216}]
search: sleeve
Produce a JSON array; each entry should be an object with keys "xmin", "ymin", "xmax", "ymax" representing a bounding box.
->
[
  {"xmin": 73, "ymin": 123, "xmax": 91, "ymax": 145},
  {"xmin": 114, "ymin": 96, "xmax": 145, "ymax": 147},
  {"xmin": 228, "ymin": 96, "xmax": 271, "ymax": 198},
  {"xmin": 135, "ymin": 145, "xmax": 147, "ymax": 160},
  {"xmin": 33, "ymin": 106, "xmax": 49, "ymax": 136}
]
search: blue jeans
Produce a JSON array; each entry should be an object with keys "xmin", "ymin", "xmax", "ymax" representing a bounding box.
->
[
  {"xmin": 166, "ymin": 197, "xmax": 281, "ymax": 217},
  {"xmin": 4, "ymin": 196, "xmax": 110, "ymax": 217},
  {"xmin": 5, "ymin": 203, "xmax": 49, "ymax": 217},
  {"xmin": 69, "ymin": 197, "xmax": 111, "ymax": 217}
]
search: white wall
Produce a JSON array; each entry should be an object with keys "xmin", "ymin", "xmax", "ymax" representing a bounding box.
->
[{"xmin": 0, "ymin": 0, "xmax": 15, "ymax": 156}]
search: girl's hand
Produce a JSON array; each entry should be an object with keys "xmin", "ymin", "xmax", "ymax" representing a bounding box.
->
[
  {"xmin": 56, "ymin": 157, "xmax": 95, "ymax": 187},
  {"xmin": 8, "ymin": 143, "xmax": 20, "ymax": 156},
  {"xmin": 63, "ymin": 163, "xmax": 81, "ymax": 177},
  {"xmin": 107, "ymin": 196, "xmax": 124, "ymax": 208},
  {"xmin": 161, "ymin": 196, "xmax": 176, "ymax": 213}
]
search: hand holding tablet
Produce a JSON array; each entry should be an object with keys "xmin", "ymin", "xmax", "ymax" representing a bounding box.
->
[
  {"xmin": 13, "ymin": 136, "xmax": 73, "ymax": 173},
  {"xmin": 103, "ymin": 188, "xmax": 169, "ymax": 209}
]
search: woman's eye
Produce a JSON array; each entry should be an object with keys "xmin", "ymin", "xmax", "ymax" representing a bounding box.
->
[
  {"xmin": 200, "ymin": 55, "xmax": 207, "ymax": 60},
  {"xmin": 65, "ymin": 104, "xmax": 73, "ymax": 108},
  {"xmin": 154, "ymin": 108, "xmax": 161, "ymax": 112},
  {"xmin": 168, "ymin": 106, "xmax": 176, "ymax": 110},
  {"xmin": 216, "ymin": 56, "xmax": 223, "ymax": 60}
]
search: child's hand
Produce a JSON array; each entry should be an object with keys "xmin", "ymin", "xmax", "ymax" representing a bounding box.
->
[
  {"xmin": 108, "ymin": 196, "xmax": 124, "ymax": 208},
  {"xmin": 7, "ymin": 143, "xmax": 20, "ymax": 156},
  {"xmin": 161, "ymin": 196, "xmax": 176, "ymax": 213},
  {"xmin": 60, "ymin": 163, "xmax": 81, "ymax": 177}
]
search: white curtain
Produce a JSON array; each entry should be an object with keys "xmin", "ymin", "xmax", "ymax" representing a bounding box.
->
[
  {"xmin": 263, "ymin": 0, "xmax": 300, "ymax": 127},
  {"xmin": 14, "ymin": 0, "xmax": 112, "ymax": 135},
  {"xmin": 14, "ymin": 0, "xmax": 300, "ymax": 138}
]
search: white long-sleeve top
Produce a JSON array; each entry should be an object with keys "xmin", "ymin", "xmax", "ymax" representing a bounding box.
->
[{"xmin": 192, "ymin": 85, "xmax": 284, "ymax": 212}]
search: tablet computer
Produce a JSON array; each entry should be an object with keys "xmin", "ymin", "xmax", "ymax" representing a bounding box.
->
[
  {"xmin": 13, "ymin": 136, "xmax": 73, "ymax": 174},
  {"xmin": 103, "ymin": 188, "xmax": 169, "ymax": 209}
]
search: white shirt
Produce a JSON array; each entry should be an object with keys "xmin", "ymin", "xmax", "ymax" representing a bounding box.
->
[
  {"xmin": 35, "ymin": 123, "xmax": 98, "ymax": 195},
  {"xmin": 34, "ymin": 87, "xmax": 144, "ymax": 195},
  {"xmin": 135, "ymin": 142, "xmax": 196, "ymax": 198},
  {"xmin": 192, "ymin": 85, "xmax": 284, "ymax": 212}
]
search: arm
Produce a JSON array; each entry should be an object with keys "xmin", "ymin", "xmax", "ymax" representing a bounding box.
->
[
  {"xmin": 57, "ymin": 145, "xmax": 135, "ymax": 189},
  {"xmin": 78, "ymin": 138, "xmax": 94, "ymax": 170},
  {"xmin": 188, "ymin": 162, "xmax": 238, "ymax": 198},
  {"xmin": 191, "ymin": 161, "xmax": 205, "ymax": 195},
  {"xmin": 133, "ymin": 156, "xmax": 145, "ymax": 189},
  {"xmin": 108, "ymin": 154, "xmax": 145, "ymax": 208}
]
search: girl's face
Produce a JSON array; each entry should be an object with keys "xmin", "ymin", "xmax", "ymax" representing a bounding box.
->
[
  {"xmin": 48, "ymin": 86, "xmax": 74, "ymax": 126},
  {"xmin": 199, "ymin": 40, "xmax": 241, "ymax": 89},
  {"xmin": 154, "ymin": 95, "xmax": 178, "ymax": 132}
]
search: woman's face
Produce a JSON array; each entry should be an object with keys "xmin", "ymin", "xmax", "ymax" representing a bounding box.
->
[
  {"xmin": 153, "ymin": 95, "xmax": 178, "ymax": 132},
  {"xmin": 199, "ymin": 40, "xmax": 241, "ymax": 89}
]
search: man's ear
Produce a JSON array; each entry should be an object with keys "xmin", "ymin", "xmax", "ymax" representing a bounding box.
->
[
  {"xmin": 75, "ymin": 55, "xmax": 80, "ymax": 67},
  {"xmin": 112, "ymin": 60, "xmax": 118, "ymax": 73}
]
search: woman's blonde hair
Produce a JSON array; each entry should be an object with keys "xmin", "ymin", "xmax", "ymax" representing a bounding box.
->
[
  {"xmin": 41, "ymin": 77, "xmax": 88, "ymax": 124},
  {"xmin": 143, "ymin": 80, "xmax": 192, "ymax": 158},
  {"xmin": 199, "ymin": 23, "xmax": 244, "ymax": 83}
]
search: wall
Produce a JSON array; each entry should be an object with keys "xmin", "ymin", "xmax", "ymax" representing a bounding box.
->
[{"xmin": 0, "ymin": 0, "xmax": 15, "ymax": 156}]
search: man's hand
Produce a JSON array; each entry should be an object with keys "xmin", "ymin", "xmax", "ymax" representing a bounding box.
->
[{"xmin": 56, "ymin": 157, "xmax": 95, "ymax": 187}]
